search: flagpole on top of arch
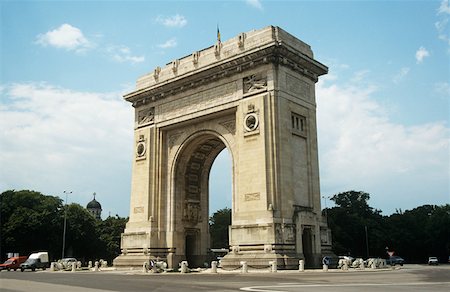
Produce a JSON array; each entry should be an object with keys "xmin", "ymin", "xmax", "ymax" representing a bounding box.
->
[{"xmin": 217, "ymin": 24, "xmax": 221, "ymax": 44}]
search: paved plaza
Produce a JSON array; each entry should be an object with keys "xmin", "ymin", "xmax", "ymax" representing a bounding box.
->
[{"xmin": 2, "ymin": 264, "xmax": 450, "ymax": 292}]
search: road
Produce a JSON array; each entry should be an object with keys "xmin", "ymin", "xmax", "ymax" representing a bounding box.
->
[{"xmin": 1, "ymin": 264, "xmax": 449, "ymax": 292}]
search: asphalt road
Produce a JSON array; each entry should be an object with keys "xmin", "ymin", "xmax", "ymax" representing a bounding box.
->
[{"xmin": 1, "ymin": 264, "xmax": 449, "ymax": 292}]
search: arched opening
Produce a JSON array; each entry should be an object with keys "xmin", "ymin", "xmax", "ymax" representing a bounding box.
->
[
  {"xmin": 173, "ymin": 133, "xmax": 232, "ymax": 267},
  {"xmin": 209, "ymin": 149, "xmax": 232, "ymax": 216},
  {"xmin": 208, "ymin": 149, "xmax": 232, "ymax": 256}
]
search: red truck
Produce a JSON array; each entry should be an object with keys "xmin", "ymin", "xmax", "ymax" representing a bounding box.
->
[{"xmin": 0, "ymin": 256, "xmax": 28, "ymax": 271}]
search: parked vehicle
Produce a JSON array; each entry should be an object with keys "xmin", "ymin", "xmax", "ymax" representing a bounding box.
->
[
  {"xmin": 20, "ymin": 252, "xmax": 49, "ymax": 272},
  {"xmin": 428, "ymin": 257, "xmax": 438, "ymax": 265},
  {"xmin": 0, "ymin": 256, "xmax": 28, "ymax": 271},
  {"xmin": 386, "ymin": 256, "xmax": 404, "ymax": 266}
]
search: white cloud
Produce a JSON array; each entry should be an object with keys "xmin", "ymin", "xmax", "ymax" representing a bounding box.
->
[
  {"xmin": 107, "ymin": 45, "xmax": 145, "ymax": 64},
  {"xmin": 246, "ymin": 0, "xmax": 263, "ymax": 10},
  {"xmin": 157, "ymin": 38, "xmax": 177, "ymax": 49},
  {"xmin": 438, "ymin": 0, "xmax": 450, "ymax": 14},
  {"xmin": 317, "ymin": 78, "xmax": 449, "ymax": 214},
  {"xmin": 36, "ymin": 24, "xmax": 92, "ymax": 52},
  {"xmin": 0, "ymin": 83, "xmax": 133, "ymax": 217},
  {"xmin": 155, "ymin": 14, "xmax": 187, "ymax": 28},
  {"xmin": 436, "ymin": 1, "xmax": 450, "ymax": 47},
  {"xmin": 393, "ymin": 67, "xmax": 410, "ymax": 84},
  {"xmin": 415, "ymin": 46, "xmax": 430, "ymax": 63}
]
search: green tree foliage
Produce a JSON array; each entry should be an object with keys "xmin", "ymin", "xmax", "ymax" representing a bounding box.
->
[
  {"xmin": 64, "ymin": 203, "xmax": 99, "ymax": 260},
  {"xmin": 209, "ymin": 208, "xmax": 231, "ymax": 249},
  {"xmin": 0, "ymin": 190, "xmax": 63, "ymax": 260},
  {"xmin": 327, "ymin": 190, "xmax": 450, "ymax": 263},
  {"xmin": 0, "ymin": 190, "xmax": 127, "ymax": 264},
  {"xmin": 327, "ymin": 191, "xmax": 385, "ymax": 258},
  {"xmin": 96, "ymin": 215, "xmax": 128, "ymax": 263},
  {"xmin": 385, "ymin": 204, "xmax": 450, "ymax": 263}
]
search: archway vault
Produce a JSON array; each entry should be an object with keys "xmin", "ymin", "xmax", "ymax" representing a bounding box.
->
[
  {"xmin": 114, "ymin": 26, "xmax": 334, "ymax": 269},
  {"xmin": 172, "ymin": 131, "xmax": 230, "ymax": 267}
]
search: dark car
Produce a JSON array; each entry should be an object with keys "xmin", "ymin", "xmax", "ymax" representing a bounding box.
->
[{"xmin": 386, "ymin": 256, "xmax": 404, "ymax": 266}]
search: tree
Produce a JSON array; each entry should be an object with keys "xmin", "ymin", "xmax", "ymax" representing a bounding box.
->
[
  {"xmin": 0, "ymin": 190, "xmax": 63, "ymax": 261},
  {"xmin": 385, "ymin": 204, "xmax": 450, "ymax": 263},
  {"xmin": 96, "ymin": 215, "xmax": 128, "ymax": 263},
  {"xmin": 63, "ymin": 203, "xmax": 99, "ymax": 261},
  {"xmin": 0, "ymin": 189, "xmax": 128, "ymax": 264},
  {"xmin": 209, "ymin": 208, "xmax": 231, "ymax": 249},
  {"xmin": 327, "ymin": 190, "xmax": 386, "ymax": 258}
]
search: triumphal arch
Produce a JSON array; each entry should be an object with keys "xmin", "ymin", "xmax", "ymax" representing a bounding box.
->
[{"xmin": 114, "ymin": 26, "xmax": 332, "ymax": 269}]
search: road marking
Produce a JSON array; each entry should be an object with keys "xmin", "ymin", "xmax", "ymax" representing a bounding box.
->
[{"xmin": 240, "ymin": 282, "xmax": 450, "ymax": 292}]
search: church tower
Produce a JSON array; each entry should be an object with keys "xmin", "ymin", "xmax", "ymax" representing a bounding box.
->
[{"xmin": 86, "ymin": 192, "xmax": 102, "ymax": 220}]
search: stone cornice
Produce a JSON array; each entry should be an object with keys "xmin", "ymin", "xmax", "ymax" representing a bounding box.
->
[{"xmin": 124, "ymin": 26, "xmax": 328, "ymax": 107}]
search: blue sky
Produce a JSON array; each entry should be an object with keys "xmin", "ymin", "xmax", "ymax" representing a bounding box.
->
[{"xmin": 1, "ymin": 0, "xmax": 449, "ymax": 218}]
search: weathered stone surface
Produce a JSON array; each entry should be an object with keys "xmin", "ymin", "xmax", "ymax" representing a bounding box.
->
[{"xmin": 114, "ymin": 26, "xmax": 332, "ymax": 269}]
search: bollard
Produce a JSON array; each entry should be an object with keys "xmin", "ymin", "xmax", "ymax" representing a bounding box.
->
[
  {"xmin": 299, "ymin": 259, "xmax": 305, "ymax": 271},
  {"xmin": 270, "ymin": 261, "xmax": 277, "ymax": 273},
  {"xmin": 323, "ymin": 264, "xmax": 328, "ymax": 272},
  {"xmin": 180, "ymin": 261, "xmax": 188, "ymax": 273},
  {"xmin": 50, "ymin": 262, "xmax": 55, "ymax": 271},
  {"xmin": 240, "ymin": 261, "xmax": 248, "ymax": 273},
  {"xmin": 211, "ymin": 261, "xmax": 218, "ymax": 273},
  {"xmin": 94, "ymin": 261, "xmax": 99, "ymax": 272},
  {"xmin": 77, "ymin": 261, "xmax": 81, "ymax": 269},
  {"xmin": 71, "ymin": 262, "xmax": 76, "ymax": 272},
  {"xmin": 88, "ymin": 261, "xmax": 92, "ymax": 269},
  {"xmin": 343, "ymin": 260, "xmax": 349, "ymax": 271},
  {"xmin": 360, "ymin": 259, "xmax": 365, "ymax": 270}
]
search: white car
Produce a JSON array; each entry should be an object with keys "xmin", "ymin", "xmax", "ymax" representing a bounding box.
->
[{"xmin": 428, "ymin": 257, "xmax": 438, "ymax": 265}]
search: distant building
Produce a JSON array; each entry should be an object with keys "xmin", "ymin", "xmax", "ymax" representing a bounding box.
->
[{"xmin": 86, "ymin": 192, "xmax": 102, "ymax": 220}]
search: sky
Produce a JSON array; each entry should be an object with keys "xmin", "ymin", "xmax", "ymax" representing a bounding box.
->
[{"xmin": 1, "ymin": 0, "xmax": 449, "ymax": 219}]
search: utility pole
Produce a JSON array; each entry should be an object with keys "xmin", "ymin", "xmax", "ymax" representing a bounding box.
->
[
  {"xmin": 365, "ymin": 225, "xmax": 370, "ymax": 258},
  {"xmin": 62, "ymin": 190, "xmax": 72, "ymax": 259}
]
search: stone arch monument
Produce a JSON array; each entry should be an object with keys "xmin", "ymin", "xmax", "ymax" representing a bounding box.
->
[{"xmin": 113, "ymin": 26, "xmax": 333, "ymax": 269}]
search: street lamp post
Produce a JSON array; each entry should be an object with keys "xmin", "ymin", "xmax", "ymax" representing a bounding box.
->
[
  {"xmin": 365, "ymin": 225, "xmax": 370, "ymax": 258},
  {"xmin": 62, "ymin": 190, "xmax": 72, "ymax": 259},
  {"xmin": 322, "ymin": 195, "xmax": 330, "ymax": 222}
]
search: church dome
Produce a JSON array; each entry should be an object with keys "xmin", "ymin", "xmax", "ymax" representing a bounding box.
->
[
  {"xmin": 86, "ymin": 193, "xmax": 102, "ymax": 220},
  {"xmin": 87, "ymin": 198, "xmax": 102, "ymax": 209}
]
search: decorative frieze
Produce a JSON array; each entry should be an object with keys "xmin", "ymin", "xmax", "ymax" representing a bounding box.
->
[
  {"xmin": 219, "ymin": 119, "xmax": 236, "ymax": 134},
  {"xmin": 137, "ymin": 107, "xmax": 154, "ymax": 126},
  {"xmin": 243, "ymin": 73, "xmax": 267, "ymax": 94},
  {"xmin": 183, "ymin": 200, "xmax": 202, "ymax": 224}
]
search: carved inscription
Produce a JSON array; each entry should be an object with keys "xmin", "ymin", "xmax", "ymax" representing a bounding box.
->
[
  {"xmin": 159, "ymin": 81, "xmax": 237, "ymax": 121},
  {"xmin": 134, "ymin": 207, "xmax": 144, "ymax": 213},
  {"xmin": 286, "ymin": 73, "xmax": 311, "ymax": 100},
  {"xmin": 244, "ymin": 193, "xmax": 260, "ymax": 201}
]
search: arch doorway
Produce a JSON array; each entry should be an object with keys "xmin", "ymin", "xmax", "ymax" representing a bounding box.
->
[{"xmin": 173, "ymin": 133, "xmax": 233, "ymax": 267}]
